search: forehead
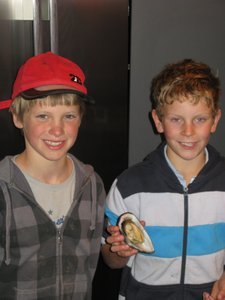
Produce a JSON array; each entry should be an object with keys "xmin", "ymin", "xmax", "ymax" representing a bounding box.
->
[
  {"xmin": 163, "ymin": 97, "xmax": 213, "ymax": 114},
  {"xmin": 21, "ymin": 101, "xmax": 80, "ymax": 117},
  {"xmin": 165, "ymin": 93, "xmax": 213, "ymax": 108},
  {"xmin": 167, "ymin": 93, "xmax": 211, "ymax": 103},
  {"xmin": 30, "ymin": 101, "xmax": 80, "ymax": 110}
]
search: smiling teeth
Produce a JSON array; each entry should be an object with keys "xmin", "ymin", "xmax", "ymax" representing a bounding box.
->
[
  {"xmin": 181, "ymin": 142, "xmax": 194, "ymax": 146},
  {"xmin": 45, "ymin": 141, "xmax": 63, "ymax": 146}
]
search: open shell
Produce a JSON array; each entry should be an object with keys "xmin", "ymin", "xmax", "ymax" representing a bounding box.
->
[{"xmin": 118, "ymin": 212, "xmax": 154, "ymax": 253}]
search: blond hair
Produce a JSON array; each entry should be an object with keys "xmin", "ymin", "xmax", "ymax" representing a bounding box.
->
[{"xmin": 10, "ymin": 93, "xmax": 85, "ymax": 121}]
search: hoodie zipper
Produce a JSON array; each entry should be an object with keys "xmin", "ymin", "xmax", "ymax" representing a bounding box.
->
[
  {"xmin": 56, "ymin": 229, "xmax": 63, "ymax": 299},
  {"xmin": 180, "ymin": 186, "xmax": 188, "ymax": 285}
]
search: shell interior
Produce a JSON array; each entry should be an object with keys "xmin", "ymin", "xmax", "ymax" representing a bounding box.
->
[{"xmin": 118, "ymin": 212, "xmax": 154, "ymax": 253}]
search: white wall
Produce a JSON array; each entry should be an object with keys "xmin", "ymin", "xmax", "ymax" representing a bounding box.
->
[{"xmin": 129, "ymin": 0, "xmax": 225, "ymax": 166}]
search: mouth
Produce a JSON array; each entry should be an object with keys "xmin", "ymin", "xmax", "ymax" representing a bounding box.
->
[
  {"xmin": 180, "ymin": 142, "xmax": 195, "ymax": 147},
  {"xmin": 179, "ymin": 141, "xmax": 198, "ymax": 150},
  {"xmin": 44, "ymin": 140, "xmax": 64, "ymax": 147}
]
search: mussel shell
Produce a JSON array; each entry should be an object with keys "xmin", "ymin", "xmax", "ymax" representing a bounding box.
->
[
  {"xmin": 121, "ymin": 219, "xmax": 145, "ymax": 244},
  {"xmin": 118, "ymin": 212, "xmax": 154, "ymax": 253}
]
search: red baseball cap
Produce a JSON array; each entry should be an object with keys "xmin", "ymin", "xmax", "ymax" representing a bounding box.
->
[
  {"xmin": 0, "ymin": 99, "xmax": 12, "ymax": 110},
  {"xmin": 12, "ymin": 51, "xmax": 94, "ymax": 103}
]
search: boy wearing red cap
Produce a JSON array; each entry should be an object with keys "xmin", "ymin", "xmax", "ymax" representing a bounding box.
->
[{"xmin": 0, "ymin": 52, "xmax": 105, "ymax": 299}]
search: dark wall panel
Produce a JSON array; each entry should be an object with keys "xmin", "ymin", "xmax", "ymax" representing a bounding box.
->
[
  {"xmin": 0, "ymin": 1, "xmax": 129, "ymax": 299},
  {"xmin": 56, "ymin": 0, "xmax": 129, "ymax": 191}
]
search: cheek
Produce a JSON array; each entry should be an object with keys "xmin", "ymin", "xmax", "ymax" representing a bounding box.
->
[
  {"xmin": 195, "ymin": 123, "xmax": 216, "ymax": 136},
  {"xmin": 67, "ymin": 123, "xmax": 80, "ymax": 138},
  {"xmin": 163, "ymin": 130, "xmax": 174, "ymax": 140},
  {"xmin": 161, "ymin": 123, "xmax": 178, "ymax": 138},
  {"xmin": 204, "ymin": 126, "xmax": 216, "ymax": 137},
  {"xmin": 23, "ymin": 122, "xmax": 45, "ymax": 142}
]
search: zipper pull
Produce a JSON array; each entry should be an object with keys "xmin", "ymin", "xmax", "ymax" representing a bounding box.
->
[
  {"xmin": 58, "ymin": 230, "xmax": 62, "ymax": 243},
  {"xmin": 183, "ymin": 186, "xmax": 188, "ymax": 193}
]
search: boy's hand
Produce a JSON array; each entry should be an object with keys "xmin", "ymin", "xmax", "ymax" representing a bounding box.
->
[
  {"xmin": 106, "ymin": 225, "xmax": 138, "ymax": 257},
  {"xmin": 203, "ymin": 273, "xmax": 225, "ymax": 300},
  {"xmin": 203, "ymin": 292, "xmax": 215, "ymax": 300}
]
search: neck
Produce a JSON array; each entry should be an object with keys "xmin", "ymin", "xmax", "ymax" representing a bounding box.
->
[
  {"xmin": 166, "ymin": 148, "xmax": 206, "ymax": 186},
  {"xmin": 15, "ymin": 152, "xmax": 73, "ymax": 184}
]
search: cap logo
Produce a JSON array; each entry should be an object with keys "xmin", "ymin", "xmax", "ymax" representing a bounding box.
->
[{"xmin": 70, "ymin": 73, "xmax": 82, "ymax": 85}]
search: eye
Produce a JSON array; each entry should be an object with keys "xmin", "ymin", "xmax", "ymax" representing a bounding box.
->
[
  {"xmin": 36, "ymin": 114, "xmax": 48, "ymax": 120},
  {"xmin": 64, "ymin": 113, "xmax": 78, "ymax": 120},
  {"xmin": 170, "ymin": 117, "xmax": 182, "ymax": 123},
  {"xmin": 194, "ymin": 117, "xmax": 208, "ymax": 124}
]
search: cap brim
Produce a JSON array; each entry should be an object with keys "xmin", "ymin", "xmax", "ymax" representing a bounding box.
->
[
  {"xmin": 20, "ymin": 88, "xmax": 95, "ymax": 104},
  {"xmin": 0, "ymin": 99, "xmax": 13, "ymax": 110}
]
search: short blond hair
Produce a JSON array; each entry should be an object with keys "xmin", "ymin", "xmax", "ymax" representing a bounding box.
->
[{"xmin": 10, "ymin": 93, "xmax": 85, "ymax": 121}]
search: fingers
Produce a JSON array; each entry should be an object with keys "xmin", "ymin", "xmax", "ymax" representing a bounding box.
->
[
  {"xmin": 106, "ymin": 225, "xmax": 124, "ymax": 244},
  {"xmin": 107, "ymin": 233, "xmax": 125, "ymax": 249},
  {"xmin": 203, "ymin": 292, "xmax": 214, "ymax": 300},
  {"xmin": 106, "ymin": 225, "xmax": 138, "ymax": 258},
  {"xmin": 111, "ymin": 244, "xmax": 138, "ymax": 257},
  {"xmin": 202, "ymin": 292, "xmax": 225, "ymax": 300},
  {"xmin": 107, "ymin": 225, "xmax": 121, "ymax": 236},
  {"xmin": 210, "ymin": 278, "xmax": 225, "ymax": 300},
  {"xmin": 140, "ymin": 220, "xmax": 146, "ymax": 227},
  {"xmin": 217, "ymin": 293, "xmax": 225, "ymax": 300}
]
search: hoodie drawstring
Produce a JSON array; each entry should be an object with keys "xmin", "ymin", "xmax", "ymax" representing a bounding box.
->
[{"xmin": 90, "ymin": 174, "xmax": 97, "ymax": 231}]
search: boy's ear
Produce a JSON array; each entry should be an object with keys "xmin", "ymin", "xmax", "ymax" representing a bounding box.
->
[
  {"xmin": 151, "ymin": 109, "xmax": 164, "ymax": 133},
  {"xmin": 12, "ymin": 114, "xmax": 23, "ymax": 129},
  {"xmin": 211, "ymin": 108, "xmax": 222, "ymax": 133}
]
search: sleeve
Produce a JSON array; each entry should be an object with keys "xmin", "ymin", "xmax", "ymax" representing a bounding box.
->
[
  {"xmin": 105, "ymin": 179, "xmax": 128, "ymax": 226},
  {"xmin": 0, "ymin": 180, "xmax": 12, "ymax": 266},
  {"xmin": 0, "ymin": 184, "xmax": 5, "ymax": 266}
]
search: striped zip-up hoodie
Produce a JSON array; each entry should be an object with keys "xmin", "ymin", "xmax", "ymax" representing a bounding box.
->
[{"xmin": 105, "ymin": 143, "xmax": 225, "ymax": 300}]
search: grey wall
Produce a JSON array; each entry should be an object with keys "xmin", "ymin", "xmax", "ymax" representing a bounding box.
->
[{"xmin": 129, "ymin": 0, "xmax": 225, "ymax": 166}]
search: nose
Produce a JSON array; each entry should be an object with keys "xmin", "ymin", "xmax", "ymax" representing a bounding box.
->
[
  {"xmin": 49, "ymin": 120, "xmax": 64, "ymax": 137},
  {"xmin": 182, "ymin": 121, "xmax": 194, "ymax": 136}
]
